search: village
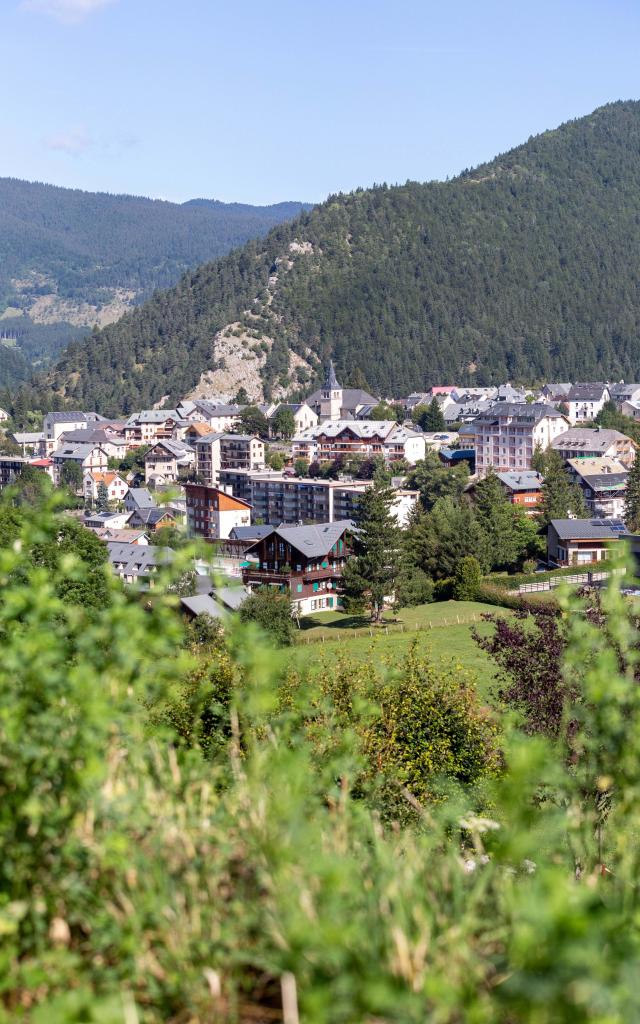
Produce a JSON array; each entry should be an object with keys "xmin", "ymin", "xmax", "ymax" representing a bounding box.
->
[{"xmin": 1, "ymin": 368, "xmax": 639, "ymax": 620}]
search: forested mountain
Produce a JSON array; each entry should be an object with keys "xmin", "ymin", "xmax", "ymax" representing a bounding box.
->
[
  {"xmin": 0, "ymin": 177, "xmax": 310, "ymax": 385},
  {"xmin": 50, "ymin": 101, "xmax": 640, "ymax": 416}
]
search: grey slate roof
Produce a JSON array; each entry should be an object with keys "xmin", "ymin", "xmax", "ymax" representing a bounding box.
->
[
  {"xmin": 567, "ymin": 383, "xmax": 609, "ymax": 402},
  {"xmin": 145, "ymin": 439, "xmax": 194, "ymax": 458},
  {"xmin": 475, "ymin": 402, "xmax": 565, "ymax": 424},
  {"xmin": 180, "ymin": 594, "xmax": 225, "ymax": 619},
  {"xmin": 126, "ymin": 487, "xmax": 156, "ymax": 508},
  {"xmin": 229, "ymin": 525, "xmax": 274, "ymax": 542},
  {"xmin": 305, "ymin": 387, "xmax": 379, "ymax": 410},
  {"xmin": 106, "ymin": 542, "xmax": 173, "ymax": 578},
  {"xmin": 130, "ymin": 507, "xmax": 175, "ymax": 526},
  {"xmin": 325, "ymin": 360, "xmax": 340, "ymax": 389},
  {"xmin": 552, "ymin": 428, "xmax": 628, "ymax": 453},
  {"xmin": 549, "ymin": 519, "xmax": 627, "ymax": 540},
  {"xmin": 46, "ymin": 411, "xmax": 89, "ymax": 423},
  {"xmin": 53, "ymin": 443, "xmax": 104, "ymax": 460},
  {"xmin": 496, "ymin": 471, "xmax": 544, "ymax": 492},
  {"xmin": 250, "ymin": 520, "xmax": 352, "ymax": 558}
]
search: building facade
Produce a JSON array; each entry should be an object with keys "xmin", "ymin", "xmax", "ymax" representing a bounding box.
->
[
  {"xmin": 185, "ymin": 483, "xmax": 252, "ymax": 540},
  {"xmin": 195, "ymin": 433, "xmax": 265, "ymax": 485},
  {"xmin": 473, "ymin": 403, "xmax": 569, "ymax": 477},
  {"xmin": 242, "ymin": 521, "xmax": 352, "ymax": 615}
]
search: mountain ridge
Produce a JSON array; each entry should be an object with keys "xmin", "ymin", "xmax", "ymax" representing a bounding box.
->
[{"xmin": 48, "ymin": 99, "xmax": 640, "ymax": 415}]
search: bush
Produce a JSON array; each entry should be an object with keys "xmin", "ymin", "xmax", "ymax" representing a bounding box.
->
[
  {"xmin": 453, "ymin": 556, "xmax": 482, "ymax": 601},
  {"xmin": 239, "ymin": 586, "xmax": 295, "ymax": 645}
]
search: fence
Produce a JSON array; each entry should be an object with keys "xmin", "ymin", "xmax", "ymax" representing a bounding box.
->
[
  {"xmin": 516, "ymin": 569, "xmax": 619, "ymax": 594},
  {"xmin": 298, "ymin": 612, "xmax": 489, "ymax": 645}
]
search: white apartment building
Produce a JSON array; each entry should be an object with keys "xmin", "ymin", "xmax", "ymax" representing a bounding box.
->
[
  {"xmin": 195, "ymin": 433, "xmax": 265, "ymax": 485},
  {"xmin": 474, "ymin": 403, "xmax": 569, "ymax": 477}
]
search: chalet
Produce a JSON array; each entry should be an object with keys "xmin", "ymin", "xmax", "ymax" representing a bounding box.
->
[
  {"xmin": 106, "ymin": 541, "xmax": 173, "ymax": 587},
  {"xmin": 566, "ymin": 457, "xmax": 628, "ymax": 519},
  {"xmin": 127, "ymin": 506, "xmax": 177, "ymax": 533},
  {"xmin": 242, "ymin": 520, "xmax": 352, "ymax": 616},
  {"xmin": 551, "ymin": 428, "xmax": 636, "ymax": 468},
  {"xmin": 610, "ymin": 383, "xmax": 640, "ymax": 408},
  {"xmin": 59, "ymin": 426, "xmax": 127, "ymax": 461},
  {"xmin": 144, "ymin": 439, "xmax": 195, "ymax": 485},
  {"xmin": 124, "ymin": 487, "xmax": 156, "ymax": 513},
  {"xmin": 495, "ymin": 471, "xmax": 543, "ymax": 514},
  {"xmin": 185, "ymin": 483, "xmax": 252, "ymax": 540},
  {"xmin": 547, "ymin": 518, "xmax": 626, "ymax": 567},
  {"xmin": 180, "ymin": 401, "xmax": 243, "ymax": 433}
]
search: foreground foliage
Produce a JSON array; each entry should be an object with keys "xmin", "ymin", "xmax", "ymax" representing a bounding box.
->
[{"xmin": 2, "ymin": 501, "xmax": 640, "ymax": 1021}]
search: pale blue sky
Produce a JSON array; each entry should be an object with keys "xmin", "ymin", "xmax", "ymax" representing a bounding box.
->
[{"xmin": 2, "ymin": 0, "xmax": 640, "ymax": 204}]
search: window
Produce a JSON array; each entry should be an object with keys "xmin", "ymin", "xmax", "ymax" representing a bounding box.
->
[{"xmin": 297, "ymin": 584, "xmax": 303, "ymax": 593}]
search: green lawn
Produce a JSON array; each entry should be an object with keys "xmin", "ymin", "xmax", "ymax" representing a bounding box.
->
[{"xmin": 292, "ymin": 601, "xmax": 509, "ymax": 698}]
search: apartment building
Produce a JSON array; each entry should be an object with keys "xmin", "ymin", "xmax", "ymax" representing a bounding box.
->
[
  {"xmin": 185, "ymin": 483, "xmax": 252, "ymax": 540},
  {"xmin": 474, "ymin": 403, "xmax": 569, "ymax": 477},
  {"xmin": 43, "ymin": 411, "xmax": 91, "ymax": 456},
  {"xmin": 292, "ymin": 420, "xmax": 426, "ymax": 465},
  {"xmin": 124, "ymin": 410, "xmax": 179, "ymax": 446},
  {"xmin": 195, "ymin": 433, "xmax": 265, "ymax": 485},
  {"xmin": 217, "ymin": 470, "xmax": 417, "ymax": 526},
  {"xmin": 52, "ymin": 443, "xmax": 109, "ymax": 485}
]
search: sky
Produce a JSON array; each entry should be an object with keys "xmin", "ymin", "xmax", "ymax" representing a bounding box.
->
[{"xmin": 2, "ymin": 0, "xmax": 640, "ymax": 205}]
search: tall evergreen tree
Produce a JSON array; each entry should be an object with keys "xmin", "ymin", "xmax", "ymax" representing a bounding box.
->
[
  {"xmin": 96, "ymin": 480, "xmax": 110, "ymax": 513},
  {"xmin": 421, "ymin": 398, "xmax": 446, "ymax": 432},
  {"xmin": 537, "ymin": 450, "xmax": 588, "ymax": 526},
  {"xmin": 624, "ymin": 452, "xmax": 640, "ymax": 531},
  {"xmin": 406, "ymin": 451, "xmax": 469, "ymax": 512},
  {"xmin": 342, "ymin": 475, "xmax": 401, "ymax": 622},
  {"xmin": 410, "ymin": 497, "xmax": 490, "ymax": 580},
  {"xmin": 474, "ymin": 469, "xmax": 539, "ymax": 571}
]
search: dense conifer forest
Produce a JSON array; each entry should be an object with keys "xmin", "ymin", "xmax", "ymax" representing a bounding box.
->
[
  {"xmin": 46, "ymin": 101, "xmax": 640, "ymax": 416},
  {"xmin": 0, "ymin": 178, "xmax": 309, "ymax": 386}
]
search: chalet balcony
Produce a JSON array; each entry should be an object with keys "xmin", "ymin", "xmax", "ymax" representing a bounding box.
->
[
  {"xmin": 243, "ymin": 569, "xmax": 291, "ymax": 586},
  {"xmin": 303, "ymin": 566, "xmax": 343, "ymax": 581}
]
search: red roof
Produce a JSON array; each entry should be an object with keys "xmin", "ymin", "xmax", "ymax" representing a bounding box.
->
[{"xmin": 30, "ymin": 459, "xmax": 52, "ymax": 466}]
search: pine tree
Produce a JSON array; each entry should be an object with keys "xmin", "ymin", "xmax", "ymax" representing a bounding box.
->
[
  {"xmin": 341, "ymin": 475, "xmax": 401, "ymax": 622},
  {"xmin": 538, "ymin": 450, "xmax": 588, "ymax": 526},
  {"xmin": 473, "ymin": 469, "xmax": 538, "ymax": 571},
  {"xmin": 624, "ymin": 452, "xmax": 640, "ymax": 530},
  {"xmin": 421, "ymin": 398, "xmax": 446, "ymax": 432},
  {"xmin": 96, "ymin": 480, "xmax": 110, "ymax": 513}
]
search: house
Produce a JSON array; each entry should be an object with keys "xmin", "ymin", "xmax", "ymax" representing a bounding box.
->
[
  {"xmin": 292, "ymin": 420, "xmax": 426, "ymax": 465},
  {"xmin": 305, "ymin": 363, "xmax": 378, "ymax": 421},
  {"xmin": 59, "ymin": 427, "xmax": 128, "ymax": 462},
  {"xmin": 185, "ymin": 483, "xmax": 252, "ymax": 540},
  {"xmin": 52, "ymin": 443, "xmax": 109, "ymax": 485},
  {"xmin": 43, "ymin": 411, "xmax": 91, "ymax": 455},
  {"xmin": 106, "ymin": 541, "xmax": 173, "ymax": 586},
  {"xmin": 620, "ymin": 400, "xmax": 640, "ymax": 421},
  {"xmin": 195, "ymin": 433, "xmax": 265, "ymax": 485},
  {"xmin": 179, "ymin": 593, "xmax": 226, "ymax": 621},
  {"xmin": 0, "ymin": 407, "xmax": 9, "ymax": 422},
  {"xmin": 547, "ymin": 518, "xmax": 626, "ymax": 567},
  {"xmin": 609, "ymin": 383, "xmax": 640, "ymax": 408},
  {"xmin": 551, "ymin": 427, "xmax": 636, "ymax": 469},
  {"xmin": 84, "ymin": 510, "xmax": 134, "ymax": 530},
  {"xmin": 124, "ymin": 487, "xmax": 156, "ymax": 513},
  {"xmin": 127, "ymin": 506, "xmax": 177, "ymax": 533},
  {"xmin": 124, "ymin": 410, "xmax": 179, "ymax": 446},
  {"xmin": 12, "ymin": 432, "xmax": 44, "ymax": 456},
  {"xmin": 29, "ymin": 458, "xmax": 55, "ymax": 481},
  {"xmin": 242, "ymin": 520, "xmax": 352, "ymax": 616},
  {"xmin": 443, "ymin": 400, "xmax": 494, "ymax": 425},
  {"xmin": 182, "ymin": 422, "xmax": 214, "ymax": 444},
  {"xmin": 144, "ymin": 440, "xmax": 195, "ymax": 485},
  {"xmin": 493, "ymin": 384, "xmax": 528, "ymax": 404},
  {"xmin": 565, "ymin": 384, "xmax": 610, "ymax": 424},
  {"xmin": 540, "ymin": 383, "xmax": 572, "ymax": 404},
  {"xmin": 473, "ymin": 404, "xmax": 569, "ymax": 477},
  {"xmin": 93, "ymin": 527, "xmax": 149, "ymax": 545},
  {"xmin": 182, "ymin": 401, "xmax": 243, "ymax": 433},
  {"xmin": 83, "ymin": 470, "xmax": 129, "ymax": 505},
  {"xmin": 422, "ymin": 431, "xmax": 460, "ymax": 450},
  {"xmin": 439, "ymin": 447, "xmax": 476, "ymax": 472},
  {"xmin": 270, "ymin": 402, "xmax": 319, "ymax": 434},
  {"xmin": 566, "ymin": 457, "xmax": 628, "ymax": 519},
  {"xmin": 495, "ymin": 471, "xmax": 544, "ymax": 514}
]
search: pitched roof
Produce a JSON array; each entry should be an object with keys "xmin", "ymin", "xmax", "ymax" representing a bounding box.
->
[
  {"xmin": 126, "ymin": 487, "xmax": 156, "ymax": 507},
  {"xmin": 130, "ymin": 507, "xmax": 175, "ymax": 526},
  {"xmin": 552, "ymin": 428, "xmax": 630, "ymax": 453},
  {"xmin": 106, "ymin": 542, "xmax": 173, "ymax": 577},
  {"xmin": 180, "ymin": 594, "xmax": 225, "ymax": 619},
  {"xmin": 324, "ymin": 360, "xmax": 340, "ymax": 389},
  {"xmin": 294, "ymin": 420, "xmax": 397, "ymax": 441},
  {"xmin": 145, "ymin": 439, "xmax": 194, "ymax": 458},
  {"xmin": 475, "ymin": 402, "xmax": 566, "ymax": 424},
  {"xmin": 495, "ymin": 471, "xmax": 544, "ymax": 491},
  {"xmin": 549, "ymin": 519, "xmax": 627, "ymax": 540},
  {"xmin": 45, "ymin": 411, "xmax": 89, "ymax": 423},
  {"xmin": 53, "ymin": 443, "xmax": 106, "ymax": 459},
  {"xmin": 305, "ymin": 387, "xmax": 379, "ymax": 410},
  {"xmin": 566, "ymin": 383, "xmax": 609, "ymax": 402},
  {"xmin": 249, "ymin": 520, "xmax": 352, "ymax": 558}
]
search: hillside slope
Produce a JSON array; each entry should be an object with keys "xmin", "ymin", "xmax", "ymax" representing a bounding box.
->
[
  {"xmin": 51, "ymin": 101, "xmax": 640, "ymax": 416},
  {"xmin": 0, "ymin": 178, "xmax": 310, "ymax": 385}
]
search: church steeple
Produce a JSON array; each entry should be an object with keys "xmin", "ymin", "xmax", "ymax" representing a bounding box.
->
[
  {"xmin": 325, "ymin": 359, "xmax": 340, "ymax": 390},
  {"xmin": 320, "ymin": 360, "xmax": 343, "ymax": 421}
]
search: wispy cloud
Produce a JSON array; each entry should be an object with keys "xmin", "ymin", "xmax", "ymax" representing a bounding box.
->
[
  {"xmin": 20, "ymin": 0, "xmax": 117, "ymax": 25},
  {"xmin": 45, "ymin": 127, "xmax": 93, "ymax": 156}
]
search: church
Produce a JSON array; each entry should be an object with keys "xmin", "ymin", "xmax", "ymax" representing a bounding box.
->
[{"xmin": 305, "ymin": 361, "xmax": 379, "ymax": 422}]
